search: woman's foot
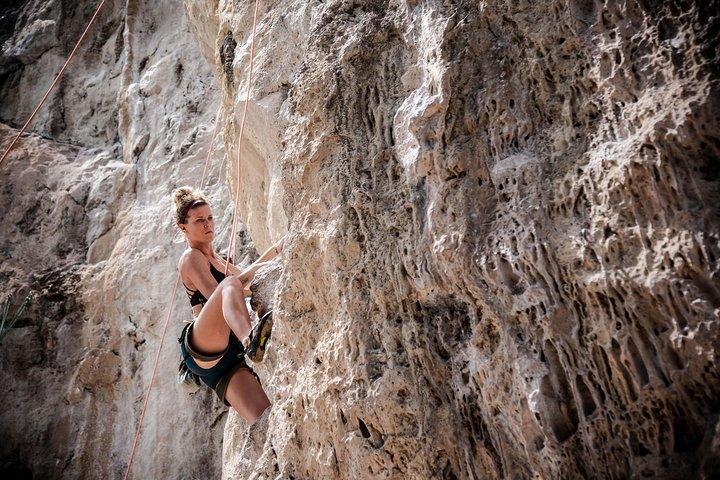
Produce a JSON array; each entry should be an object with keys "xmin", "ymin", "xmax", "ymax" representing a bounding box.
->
[{"xmin": 245, "ymin": 310, "xmax": 273, "ymax": 363}]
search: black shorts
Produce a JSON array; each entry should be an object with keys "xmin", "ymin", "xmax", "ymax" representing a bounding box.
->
[{"xmin": 178, "ymin": 322, "xmax": 261, "ymax": 406}]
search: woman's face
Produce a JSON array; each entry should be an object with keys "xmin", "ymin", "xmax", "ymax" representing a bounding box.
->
[{"xmin": 181, "ymin": 204, "xmax": 214, "ymax": 243}]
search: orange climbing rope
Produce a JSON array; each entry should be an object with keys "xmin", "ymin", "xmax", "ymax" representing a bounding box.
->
[
  {"xmin": 225, "ymin": 0, "xmax": 261, "ymax": 275},
  {"xmin": 122, "ymin": 106, "xmax": 221, "ymax": 479},
  {"xmin": 200, "ymin": 108, "xmax": 222, "ymax": 186},
  {"xmin": 124, "ymin": 0, "xmax": 261, "ymax": 476},
  {"xmin": 0, "ymin": 0, "xmax": 108, "ymax": 169},
  {"xmin": 122, "ymin": 276, "xmax": 179, "ymax": 480}
]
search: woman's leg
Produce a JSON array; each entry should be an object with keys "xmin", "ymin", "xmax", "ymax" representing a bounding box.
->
[
  {"xmin": 190, "ymin": 276, "xmax": 253, "ymax": 360},
  {"xmin": 225, "ymin": 368, "xmax": 271, "ymax": 424}
]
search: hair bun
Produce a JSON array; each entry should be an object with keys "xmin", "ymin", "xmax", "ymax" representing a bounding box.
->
[
  {"xmin": 173, "ymin": 186, "xmax": 195, "ymax": 207},
  {"xmin": 172, "ymin": 186, "xmax": 209, "ymax": 225}
]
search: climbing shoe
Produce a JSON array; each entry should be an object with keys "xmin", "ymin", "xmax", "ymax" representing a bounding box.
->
[{"xmin": 245, "ymin": 310, "xmax": 273, "ymax": 363}]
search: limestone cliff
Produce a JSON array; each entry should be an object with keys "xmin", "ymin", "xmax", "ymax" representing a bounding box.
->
[
  {"xmin": 2, "ymin": 0, "xmax": 720, "ymax": 479},
  {"xmin": 185, "ymin": 0, "xmax": 720, "ymax": 478}
]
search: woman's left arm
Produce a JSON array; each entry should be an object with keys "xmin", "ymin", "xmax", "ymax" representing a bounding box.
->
[{"xmin": 237, "ymin": 236, "xmax": 285, "ymax": 284}]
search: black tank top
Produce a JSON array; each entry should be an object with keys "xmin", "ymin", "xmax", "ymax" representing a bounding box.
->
[{"xmin": 183, "ymin": 262, "xmax": 227, "ymax": 307}]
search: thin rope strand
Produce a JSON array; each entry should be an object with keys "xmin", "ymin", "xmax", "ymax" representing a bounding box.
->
[
  {"xmin": 225, "ymin": 0, "xmax": 260, "ymax": 275},
  {"xmin": 200, "ymin": 107, "xmax": 222, "ymax": 188},
  {"xmin": 123, "ymin": 105, "xmax": 222, "ymax": 478},
  {"xmin": 126, "ymin": 1, "xmax": 262, "ymax": 476},
  {"xmin": 123, "ymin": 102, "xmax": 223, "ymax": 480},
  {"xmin": 124, "ymin": 4, "xmax": 260, "ymax": 475},
  {"xmin": 0, "ymin": 0, "xmax": 108, "ymax": 169},
  {"xmin": 123, "ymin": 275, "xmax": 180, "ymax": 480}
]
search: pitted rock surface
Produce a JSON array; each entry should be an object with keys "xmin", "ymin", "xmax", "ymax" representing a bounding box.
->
[
  {"xmin": 184, "ymin": 1, "xmax": 720, "ymax": 478},
  {"xmin": 1, "ymin": 0, "xmax": 719, "ymax": 479}
]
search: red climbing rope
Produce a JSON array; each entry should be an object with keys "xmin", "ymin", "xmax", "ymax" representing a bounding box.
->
[
  {"xmin": 0, "ymin": 0, "xmax": 108, "ymax": 169},
  {"xmin": 122, "ymin": 108, "xmax": 222, "ymax": 479},
  {"xmin": 125, "ymin": 0, "xmax": 261, "ymax": 476},
  {"xmin": 122, "ymin": 276, "xmax": 180, "ymax": 480},
  {"xmin": 225, "ymin": 0, "xmax": 261, "ymax": 275},
  {"xmin": 200, "ymin": 107, "xmax": 222, "ymax": 187}
]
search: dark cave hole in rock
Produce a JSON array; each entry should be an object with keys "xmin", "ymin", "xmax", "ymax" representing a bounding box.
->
[
  {"xmin": 575, "ymin": 374, "xmax": 597, "ymax": 416},
  {"xmin": 533, "ymin": 435, "xmax": 545, "ymax": 451},
  {"xmin": 219, "ymin": 30, "xmax": 237, "ymax": 86},
  {"xmin": 0, "ymin": 460, "xmax": 32, "ymax": 480},
  {"xmin": 568, "ymin": 0, "xmax": 596, "ymax": 24},
  {"xmin": 540, "ymin": 341, "xmax": 580, "ymax": 443},
  {"xmin": 611, "ymin": 338, "xmax": 639, "ymax": 401},
  {"xmin": 434, "ymin": 340, "xmax": 451, "ymax": 361},
  {"xmin": 626, "ymin": 336, "xmax": 650, "ymax": 386},
  {"xmin": 630, "ymin": 432, "xmax": 652, "ymax": 457},
  {"xmin": 442, "ymin": 460, "xmax": 459, "ymax": 480},
  {"xmin": 358, "ymin": 418, "xmax": 371, "ymax": 438},
  {"xmin": 699, "ymin": 155, "xmax": 720, "ymax": 182},
  {"xmin": 672, "ymin": 414, "xmax": 703, "ymax": 453},
  {"xmin": 175, "ymin": 62, "xmax": 184, "ymax": 84}
]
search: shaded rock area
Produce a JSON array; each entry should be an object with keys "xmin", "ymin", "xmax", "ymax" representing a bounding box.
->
[
  {"xmin": 0, "ymin": 124, "xmax": 133, "ymax": 478},
  {"xmin": 182, "ymin": 0, "xmax": 720, "ymax": 478},
  {"xmin": 0, "ymin": 125, "xmax": 93, "ymax": 478},
  {"xmin": 0, "ymin": 0, "xmax": 127, "ymax": 147},
  {"xmin": 249, "ymin": 259, "xmax": 283, "ymax": 318}
]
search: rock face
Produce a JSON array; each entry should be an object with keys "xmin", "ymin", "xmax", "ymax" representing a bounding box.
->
[
  {"xmin": 183, "ymin": 0, "xmax": 720, "ymax": 478},
  {"xmin": 2, "ymin": 0, "xmax": 719, "ymax": 479}
]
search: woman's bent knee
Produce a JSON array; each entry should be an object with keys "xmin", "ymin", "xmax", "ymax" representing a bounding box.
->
[{"xmin": 219, "ymin": 275, "xmax": 243, "ymax": 290}]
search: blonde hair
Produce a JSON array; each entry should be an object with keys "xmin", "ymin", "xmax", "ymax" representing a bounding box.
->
[{"xmin": 172, "ymin": 186, "xmax": 208, "ymax": 225}]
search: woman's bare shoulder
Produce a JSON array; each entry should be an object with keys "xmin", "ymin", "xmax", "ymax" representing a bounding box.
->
[{"xmin": 178, "ymin": 248, "xmax": 206, "ymax": 272}]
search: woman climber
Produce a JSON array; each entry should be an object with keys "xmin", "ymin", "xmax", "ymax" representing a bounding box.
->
[{"xmin": 173, "ymin": 186, "xmax": 283, "ymax": 424}]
